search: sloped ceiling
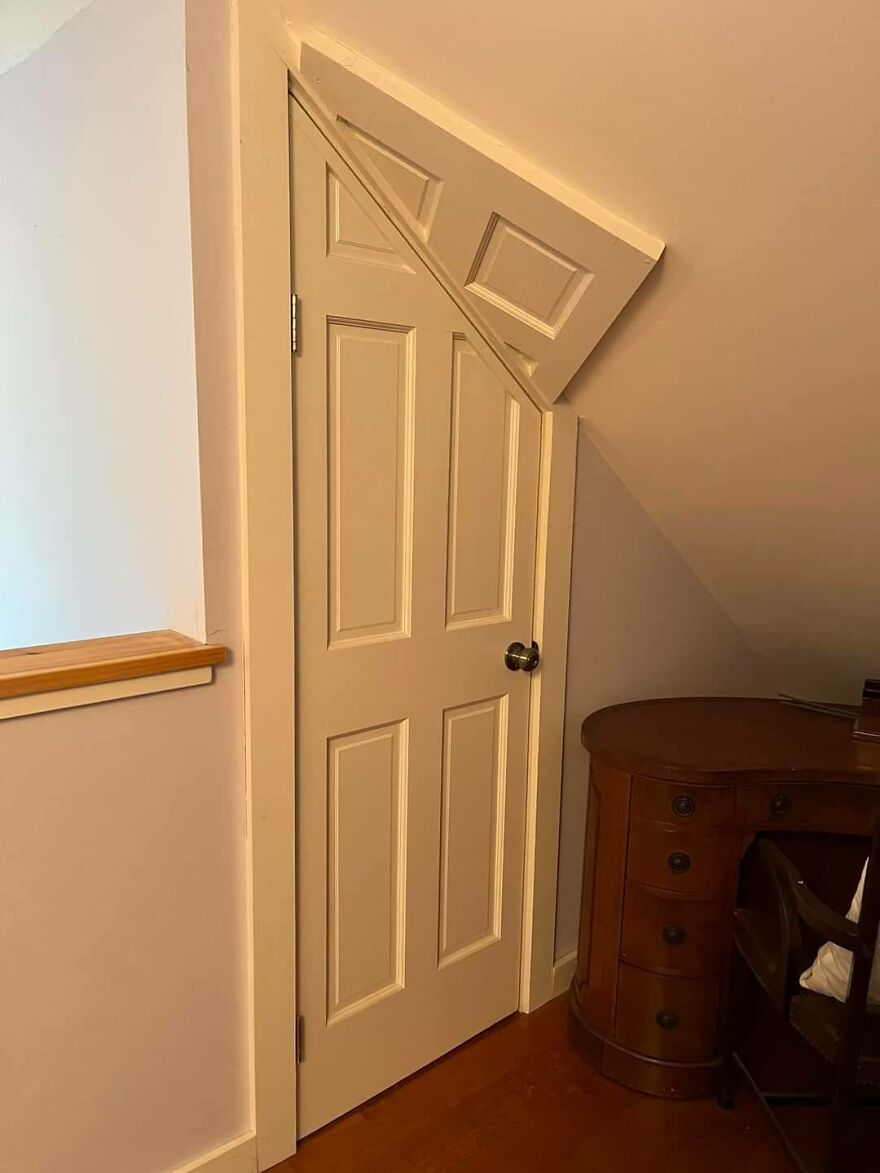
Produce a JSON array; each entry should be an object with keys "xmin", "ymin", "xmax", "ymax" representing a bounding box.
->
[
  {"xmin": 285, "ymin": 0, "xmax": 880, "ymax": 702},
  {"xmin": 0, "ymin": 0, "xmax": 96, "ymax": 74}
]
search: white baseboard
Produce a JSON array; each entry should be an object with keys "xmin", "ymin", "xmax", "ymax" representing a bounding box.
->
[
  {"xmin": 170, "ymin": 1133, "xmax": 257, "ymax": 1173},
  {"xmin": 551, "ymin": 949, "xmax": 577, "ymax": 997}
]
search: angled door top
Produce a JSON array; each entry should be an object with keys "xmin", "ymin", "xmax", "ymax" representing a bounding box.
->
[{"xmin": 301, "ymin": 37, "xmax": 665, "ymax": 403}]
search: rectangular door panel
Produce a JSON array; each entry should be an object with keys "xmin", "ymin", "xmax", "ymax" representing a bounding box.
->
[
  {"xmin": 438, "ymin": 696, "xmax": 508, "ymax": 966},
  {"xmin": 328, "ymin": 320, "xmax": 414, "ymax": 647},
  {"xmin": 446, "ymin": 337, "xmax": 519, "ymax": 628},
  {"xmin": 327, "ymin": 720, "xmax": 408, "ymax": 1022}
]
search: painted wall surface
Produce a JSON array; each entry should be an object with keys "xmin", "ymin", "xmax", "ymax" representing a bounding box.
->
[
  {"xmin": 283, "ymin": 0, "xmax": 880, "ymax": 702},
  {"xmin": 0, "ymin": 0, "xmax": 206, "ymax": 648},
  {"xmin": 0, "ymin": 0, "xmax": 95, "ymax": 74},
  {"xmin": 554, "ymin": 432, "xmax": 771, "ymax": 958},
  {"xmin": 0, "ymin": 3, "xmax": 250, "ymax": 1172}
]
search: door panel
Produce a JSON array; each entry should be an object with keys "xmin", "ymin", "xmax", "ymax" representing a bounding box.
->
[
  {"xmin": 446, "ymin": 337, "xmax": 519, "ymax": 627},
  {"xmin": 327, "ymin": 169, "xmax": 415, "ymax": 273},
  {"xmin": 438, "ymin": 696, "xmax": 507, "ymax": 965},
  {"xmin": 327, "ymin": 320, "xmax": 414, "ymax": 646},
  {"xmin": 291, "ymin": 96, "xmax": 542, "ymax": 1136},
  {"xmin": 327, "ymin": 720, "xmax": 407, "ymax": 1021}
]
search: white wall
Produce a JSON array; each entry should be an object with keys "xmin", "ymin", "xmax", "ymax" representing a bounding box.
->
[
  {"xmin": 0, "ymin": 0, "xmax": 205, "ymax": 648},
  {"xmin": 554, "ymin": 430, "xmax": 772, "ymax": 957},
  {"xmin": 0, "ymin": 0, "xmax": 95, "ymax": 75},
  {"xmin": 1, "ymin": 4, "xmax": 250, "ymax": 1172}
]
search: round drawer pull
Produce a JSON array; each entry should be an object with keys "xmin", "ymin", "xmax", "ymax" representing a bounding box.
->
[
  {"xmin": 769, "ymin": 792, "xmax": 791, "ymax": 816},
  {"xmin": 671, "ymin": 794, "xmax": 696, "ymax": 818},
  {"xmin": 667, "ymin": 851, "xmax": 692, "ymax": 874},
  {"xmin": 655, "ymin": 1010, "xmax": 679, "ymax": 1030},
  {"xmin": 662, "ymin": 924, "xmax": 687, "ymax": 946}
]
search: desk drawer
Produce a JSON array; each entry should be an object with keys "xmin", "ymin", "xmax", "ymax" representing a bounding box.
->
[
  {"xmin": 736, "ymin": 783, "xmax": 880, "ymax": 834},
  {"xmin": 632, "ymin": 777, "xmax": 736, "ymax": 828},
  {"xmin": 621, "ymin": 883, "xmax": 728, "ymax": 977},
  {"xmin": 615, "ymin": 963, "xmax": 719, "ymax": 1062},
  {"xmin": 627, "ymin": 819, "xmax": 739, "ymax": 898}
]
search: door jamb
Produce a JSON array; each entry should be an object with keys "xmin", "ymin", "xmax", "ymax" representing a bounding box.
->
[{"xmin": 233, "ymin": 3, "xmax": 576, "ymax": 1165}]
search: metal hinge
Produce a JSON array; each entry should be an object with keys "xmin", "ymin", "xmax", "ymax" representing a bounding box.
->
[
  {"xmin": 290, "ymin": 293, "xmax": 299, "ymax": 354},
  {"xmin": 295, "ymin": 1015, "xmax": 305, "ymax": 1063}
]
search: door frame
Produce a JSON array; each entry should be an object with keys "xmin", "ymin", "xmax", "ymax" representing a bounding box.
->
[{"xmin": 232, "ymin": 2, "xmax": 576, "ymax": 1166}]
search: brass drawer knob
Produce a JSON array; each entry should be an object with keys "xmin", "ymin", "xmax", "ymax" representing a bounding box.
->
[
  {"xmin": 671, "ymin": 794, "xmax": 696, "ymax": 817},
  {"xmin": 769, "ymin": 792, "xmax": 791, "ymax": 816},
  {"xmin": 655, "ymin": 1010, "xmax": 679, "ymax": 1030},
  {"xmin": 667, "ymin": 851, "xmax": 692, "ymax": 874},
  {"xmin": 662, "ymin": 924, "xmax": 686, "ymax": 946}
]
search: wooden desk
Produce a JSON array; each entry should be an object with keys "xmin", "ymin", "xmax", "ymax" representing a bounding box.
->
[{"xmin": 569, "ymin": 697, "xmax": 880, "ymax": 1098}]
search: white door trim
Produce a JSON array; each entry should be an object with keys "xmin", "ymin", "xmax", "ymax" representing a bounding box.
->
[
  {"xmin": 232, "ymin": 3, "xmax": 297, "ymax": 1169},
  {"xmin": 520, "ymin": 403, "xmax": 577, "ymax": 1012},
  {"xmin": 232, "ymin": 2, "xmax": 575, "ymax": 1165}
]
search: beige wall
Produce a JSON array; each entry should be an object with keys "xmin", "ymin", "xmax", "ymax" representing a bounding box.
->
[
  {"xmin": 0, "ymin": 0, "xmax": 95, "ymax": 74},
  {"xmin": 0, "ymin": 3, "xmax": 250, "ymax": 1171},
  {"xmin": 554, "ymin": 430, "xmax": 771, "ymax": 957},
  {"xmin": 0, "ymin": 0, "xmax": 207, "ymax": 649},
  {"xmin": 284, "ymin": 0, "xmax": 880, "ymax": 702}
]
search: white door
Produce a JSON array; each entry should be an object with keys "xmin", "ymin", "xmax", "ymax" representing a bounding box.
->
[{"xmin": 291, "ymin": 95, "xmax": 542, "ymax": 1137}]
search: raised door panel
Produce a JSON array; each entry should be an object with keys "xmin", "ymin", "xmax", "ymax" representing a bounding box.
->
[
  {"xmin": 438, "ymin": 696, "xmax": 507, "ymax": 966},
  {"xmin": 465, "ymin": 215, "xmax": 592, "ymax": 340},
  {"xmin": 341, "ymin": 120, "xmax": 443, "ymax": 239},
  {"xmin": 446, "ymin": 337, "xmax": 518, "ymax": 628},
  {"xmin": 327, "ymin": 168, "xmax": 414, "ymax": 272},
  {"xmin": 328, "ymin": 321, "xmax": 414, "ymax": 647},
  {"xmin": 327, "ymin": 720, "xmax": 408, "ymax": 1022},
  {"xmin": 302, "ymin": 43, "xmax": 664, "ymax": 403}
]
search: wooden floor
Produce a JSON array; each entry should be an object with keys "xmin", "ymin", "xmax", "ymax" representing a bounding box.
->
[{"xmin": 273, "ymin": 995, "xmax": 791, "ymax": 1172}]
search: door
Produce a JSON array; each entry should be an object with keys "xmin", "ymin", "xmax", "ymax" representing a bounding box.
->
[{"xmin": 291, "ymin": 95, "xmax": 542, "ymax": 1136}]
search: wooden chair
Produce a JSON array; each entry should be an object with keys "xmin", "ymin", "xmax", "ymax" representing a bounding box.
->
[{"xmin": 719, "ymin": 820, "xmax": 880, "ymax": 1172}]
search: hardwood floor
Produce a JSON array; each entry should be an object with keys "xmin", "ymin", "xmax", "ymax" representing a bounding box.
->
[{"xmin": 273, "ymin": 995, "xmax": 790, "ymax": 1172}]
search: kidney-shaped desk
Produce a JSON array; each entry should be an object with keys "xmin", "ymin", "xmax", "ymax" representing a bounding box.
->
[{"xmin": 569, "ymin": 697, "xmax": 880, "ymax": 1097}]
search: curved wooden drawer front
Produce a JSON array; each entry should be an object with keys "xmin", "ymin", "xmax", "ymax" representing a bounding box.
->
[
  {"xmin": 737, "ymin": 782, "xmax": 880, "ymax": 834},
  {"xmin": 621, "ymin": 884, "xmax": 727, "ymax": 977},
  {"xmin": 627, "ymin": 819, "xmax": 739, "ymax": 898},
  {"xmin": 631, "ymin": 777, "xmax": 736, "ymax": 828},
  {"xmin": 615, "ymin": 964, "xmax": 719, "ymax": 1063}
]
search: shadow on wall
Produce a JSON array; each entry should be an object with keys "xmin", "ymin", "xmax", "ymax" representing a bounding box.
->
[{"xmin": 553, "ymin": 428, "xmax": 775, "ymax": 958}]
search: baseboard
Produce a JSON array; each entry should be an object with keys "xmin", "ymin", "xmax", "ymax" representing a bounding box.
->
[
  {"xmin": 551, "ymin": 950, "xmax": 577, "ymax": 998},
  {"xmin": 169, "ymin": 1133, "xmax": 257, "ymax": 1173}
]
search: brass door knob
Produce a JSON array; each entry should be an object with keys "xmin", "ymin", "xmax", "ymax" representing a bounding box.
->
[{"xmin": 504, "ymin": 641, "xmax": 540, "ymax": 672}]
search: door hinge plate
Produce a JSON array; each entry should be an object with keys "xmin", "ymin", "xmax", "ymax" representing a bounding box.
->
[
  {"xmin": 291, "ymin": 293, "xmax": 299, "ymax": 354},
  {"xmin": 295, "ymin": 1015, "xmax": 305, "ymax": 1063}
]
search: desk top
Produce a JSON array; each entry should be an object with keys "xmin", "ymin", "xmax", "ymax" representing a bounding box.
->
[{"xmin": 582, "ymin": 697, "xmax": 880, "ymax": 785}]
